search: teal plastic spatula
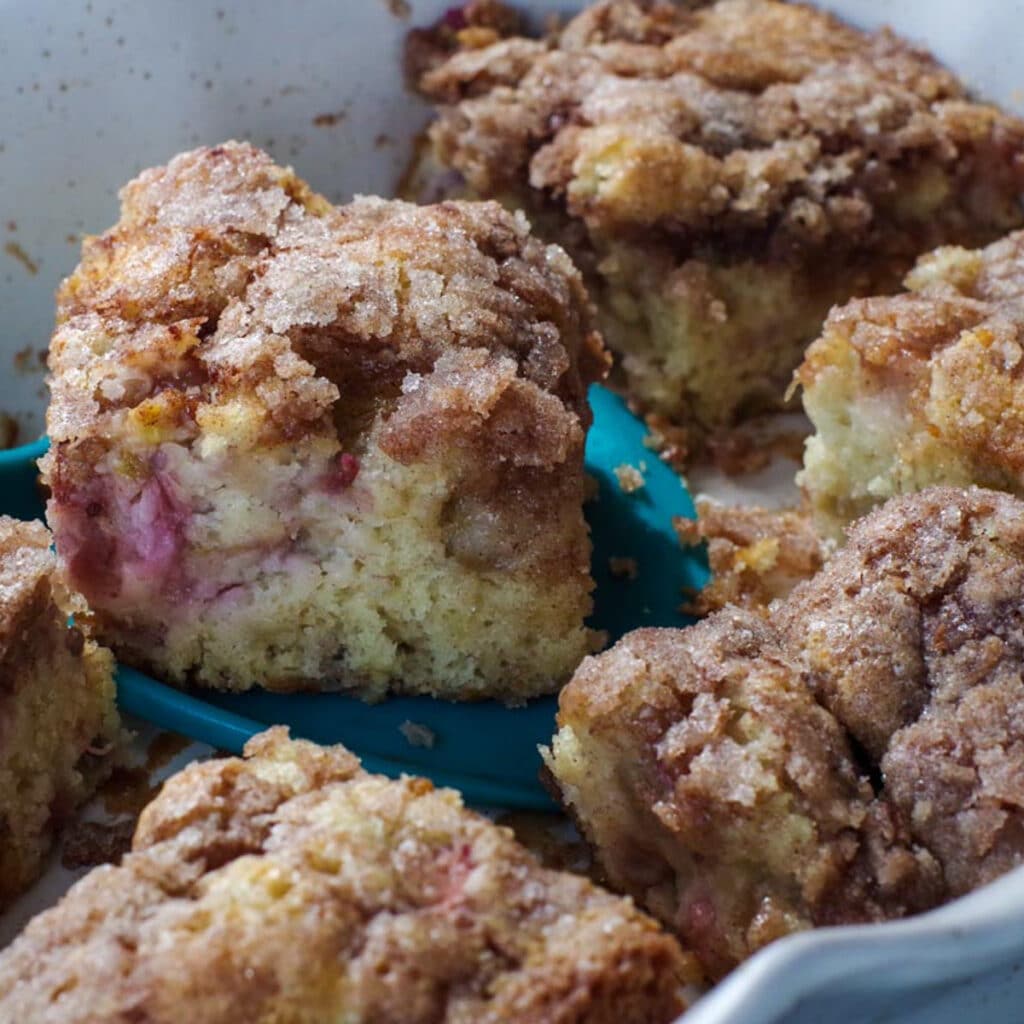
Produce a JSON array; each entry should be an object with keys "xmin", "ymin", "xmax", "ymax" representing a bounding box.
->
[{"xmin": 0, "ymin": 384, "xmax": 707, "ymax": 808}]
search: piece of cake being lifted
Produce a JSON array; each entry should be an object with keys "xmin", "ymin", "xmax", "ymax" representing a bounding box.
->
[
  {"xmin": 798, "ymin": 229, "xmax": 1024, "ymax": 536},
  {"xmin": 409, "ymin": 0, "xmax": 1024, "ymax": 439},
  {"xmin": 43, "ymin": 142, "xmax": 608, "ymax": 700},
  {"xmin": 0, "ymin": 517, "xmax": 119, "ymax": 908},
  {"xmin": 0, "ymin": 727, "xmax": 698, "ymax": 1023}
]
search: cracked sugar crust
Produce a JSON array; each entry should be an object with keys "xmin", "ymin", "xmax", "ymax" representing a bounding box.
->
[
  {"xmin": 0, "ymin": 728, "xmax": 699, "ymax": 1024},
  {"xmin": 49, "ymin": 141, "xmax": 607, "ymax": 455},
  {"xmin": 776, "ymin": 487, "xmax": 1024, "ymax": 897},
  {"xmin": 799, "ymin": 229, "xmax": 1024, "ymax": 533},
  {"xmin": 548, "ymin": 487, "xmax": 1024, "ymax": 976},
  {"xmin": 415, "ymin": 0, "xmax": 1024, "ymax": 254}
]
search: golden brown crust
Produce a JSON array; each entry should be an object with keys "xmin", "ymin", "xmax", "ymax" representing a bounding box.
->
[
  {"xmin": 676, "ymin": 499, "xmax": 828, "ymax": 614},
  {"xmin": 0, "ymin": 728, "xmax": 698, "ymax": 1023},
  {"xmin": 549, "ymin": 612, "xmax": 939, "ymax": 978},
  {"xmin": 404, "ymin": 0, "xmax": 527, "ymax": 86},
  {"xmin": 549, "ymin": 487, "xmax": 1024, "ymax": 976}
]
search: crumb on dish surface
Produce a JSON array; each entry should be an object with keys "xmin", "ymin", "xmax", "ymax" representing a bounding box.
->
[
  {"xmin": 546, "ymin": 487, "xmax": 1024, "ymax": 977},
  {"xmin": 0, "ymin": 412, "xmax": 18, "ymax": 449},
  {"xmin": 613, "ymin": 462, "xmax": 645, "ymax": 493},
  {"xmin": 0, "ymin": 727, "xmax": 700, "ymax": 1023},
  {"xmin": 799, "ymin": 228, "xmax": 1024, "ymax": 536},
  {"xmin": 43, "ymin": 141, "xmax": 609, "ymax": 701},
  {"xmin": 399, "ymin": 719, "xmax": 437, "ymax": 748},
  {"xmin": 0, "ymin": 516, "xmax": 119, "ymax": 909},
  {"xmin": 675, "ymin": 497, "xmax": 829, "ymax": 614},
  {"xmin": 410, "ymin": 0, "xmax": 1024, "ymax": 438}
]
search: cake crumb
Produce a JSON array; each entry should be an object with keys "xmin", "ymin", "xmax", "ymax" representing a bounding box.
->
[
  {"xmin": 399, "ymin": 720, "xmax": 437, "ymax": 749},
  {"xmin": 643, "ymin": 415, "xmax": 690, "ymax": 470},
  {"xmin": 799, "ymin": 230, "xmax": 1024, "ymax": 535},
  {"xmin": 0, "ymin": 517, "xmax": 119, "ymax": 907},
  {"xmin": 614, "ymin": 463, "xmax": 645, "ymax": 494},
  {"xmin": 550, "ymin": 487, "xmax": 1024, "ymax": 979},
  {"xmin": 44, "ymin": 141, "xmax": 606, "ymax": 703},
  {"xmin": 608, "ymin": 557, "xmax": 638, "ymax": 581},
  {"xmin": 312, "ymin": 109, "xmax": 347, "ymax": 127},
  {"xmin": 676, "ymin": 499, "xmax": 829, "ymax": 615}
]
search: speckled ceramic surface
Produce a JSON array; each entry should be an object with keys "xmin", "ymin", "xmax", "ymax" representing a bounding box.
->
[{"xmin": 4, "ymin": 1, "xmax": 1024, "ymax": 1020}]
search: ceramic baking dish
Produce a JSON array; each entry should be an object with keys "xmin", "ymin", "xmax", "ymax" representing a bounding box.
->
[{"xmin": 2, "ymin": 1, "xmax": 1023, "ymax": 1019}]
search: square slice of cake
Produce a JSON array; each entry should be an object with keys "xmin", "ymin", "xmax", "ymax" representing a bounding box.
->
[
  {"xmin": 410, "ymin": 0, "xmax": 1024, "ymax": 439},
  {"xmin": 798, "ymin": 229, "xmax": 1024, "ymax": 535},
  {"xmin": 675, "ymin": 497, "xmax": 829, "ymax": 614},
  {"xmin": 43, "ymin": 141, "xmax": 609, "ymax": 700},
  {"xmin": 0, "ymin": 727, "xmax": 699, "ymax": 1023},
  {"xmin": 0, "ymin": 517, "xmax": 119, "ymax": 908},
  {"xmin": 546, "ymin": 488, "xmax": 1024, "ymax": 977}
]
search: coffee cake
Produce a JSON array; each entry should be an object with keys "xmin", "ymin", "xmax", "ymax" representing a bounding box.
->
[
  {"xmin": 0, "ymin": 728, "xmax": 698, "ymax": 1023},
  {"xmin": 547, "ymin": 488, "xmax": 1024, "ymax": 975},
  {"xmin": 411, "ymin": 0, "xmax": 1024, "ymax": 438}
]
